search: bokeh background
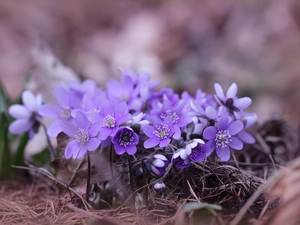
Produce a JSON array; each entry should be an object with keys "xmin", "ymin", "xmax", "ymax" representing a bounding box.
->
[{"xmin": 0, "ymin": 0, "xmax": 299, "ymax": 128}]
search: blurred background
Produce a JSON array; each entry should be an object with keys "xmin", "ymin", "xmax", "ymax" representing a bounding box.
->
[{"xmin": 0, "ymin": 0, "xmax": 299, "ymax": 128}]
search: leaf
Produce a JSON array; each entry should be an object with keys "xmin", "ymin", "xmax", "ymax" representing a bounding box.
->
[
  {"xmin": 183, "ymin": 202, "xmax": 223, "ymax": 225},
  {"xmin": 260, "ymin": 157, "xmax": 300, "ymax": 225},
  {"xmin": 0, "ymin": 84, "xmax": 11, "ymax": 180},
  {"xmin": 183, "ymin": 202, "xmax": 222, "ymax": 213},
  {"xmin": 51, "ymin": 132, "xmax": 117, "ymax": 196}
]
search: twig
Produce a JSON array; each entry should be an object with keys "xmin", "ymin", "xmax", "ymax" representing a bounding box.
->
[{"xmin": 127, "ymin": 154, "xmax": 134, "ymax": 194}]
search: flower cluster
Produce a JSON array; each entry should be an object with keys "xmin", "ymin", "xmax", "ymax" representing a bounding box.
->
[{"xmin": 8, "ymin": 68, "xmax": 256, "ymax": 166}]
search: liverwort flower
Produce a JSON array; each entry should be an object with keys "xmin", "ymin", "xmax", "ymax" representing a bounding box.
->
[
  {"xmin": 185, "ymin": 139, "xmax": 210, "ymax": 162},
  {"xmin": 146, "ymin": 154, "xmax": 169, "ymax": 176},
  {"xmin": 8, "ymin": 90, "xmax": 43, "ymax": 139},
  {"xmin": 111, "ymin": 126, "xmax": 139, "ymax": 155},
  {"xmin": 171, "ymin": 148, "xmax": 191, "ymax": 169},
  {"xmin": 214, "ymin": 83, "xmax": 252, "ymax": 114},
  {"xmin": 98, "ymin": 99, "xmax": 131, "ymax": 140},
  {"xmin": 59, "ymin": 111, "xmax": 101, "ymax": 159},
  {"xmin": 143, "ymin": 116, "xmax": 176, "ymax": 149},
  {"xmin": 203, "ymin": 114, "xmax": 244, "ymax": 161},
  {"xmin": 154, "ymin": 182, "xmax": 166, "ymax": 191},
  {"xmin": 151, "ymin": 98, "xmax": 192, "ymax": 138}
]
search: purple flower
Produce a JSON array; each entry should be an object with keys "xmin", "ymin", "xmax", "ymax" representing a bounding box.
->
[
  {"xmin": 151, "ymin": 98, "xmax": 192, "ymax": 138},
  {"xmin": 111, "ymin": 126, "xmax": 139, "ymax": 155},
  {"xmin": 8, "ymin": 90, "xmax": 43, "ymax": 139},
  {"xmin": 146, "ymin": 154, "xmax": 169, "ymax": 176},
  {"xmin": 39, "ymin": 85, "xmax": 81, "ymax": 120},
  {"xmin": 171, "ymin": 148, "xmax": 191, "ymax": 169},
  {"xmin": 98, "ymin": 99, "xmax": 131, "ymax": 140},
  {"xmin": 185, "ymin": 139, "xmax": 210, "ymax": 162},
  {"xmin": 154, "ymin": 182, "xmax": 166, "ymax": 191},
  {"xmin": 214, "ymin": 83, "xmax": 252, "ymax": 114},
  {"xmin": 59, "ymin": 112, "xmax": 101, "ymax": 159},
  {"xmin": 143, "ymin": 116, "xmax": 176, "ymax": 148},
  {"xmin": 203, "ymin": 114, "xmax": 244, "ymax": 161}
]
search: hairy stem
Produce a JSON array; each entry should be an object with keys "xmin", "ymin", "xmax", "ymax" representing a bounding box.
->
[
  {"xmin": 40, "ymin": 122, "xmax": 57, "ymax": 159},
  {"xmin": 86, "ymin": 151, "xmax": 91, "ymax": 202},
  {"xmin": 127, "ymin": 154, "xmax": 134, "ymax": 193}
]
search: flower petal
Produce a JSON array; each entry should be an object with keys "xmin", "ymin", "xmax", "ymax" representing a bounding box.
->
[
  {"xmin": 203, "ymin": 126, "xmax": 217, "ymax": 140},
  {"xmin": 205, "ymin": 106, "xmax": 217, "ymax": 120},
  {"xmin": 142, "ymin": 125, "xmax": 155, "ymax": 137},
  {"xmin": 159, "ymin": 138, "xmax": 171, "ymax": 148},
  {"xmin": 238, "ymin": 131, "xmax": 255, "ymax": 144},
  {"xmin": 234, "ymin": 97, "xmax": 252, "ymax": 110},
  {"xmin": 214, "ymin": 83, "xmax": 225, "ymax": 101},
  {"xmin": 38, "ymin": 104, "xmax": 60, "ymax": 118},
  {"xmin": 65, "ymin": 140, "xmax": 80, "ymax": 159},
  {"xmin": 226, "ymin": 83, "xmax": 237, "ymax": 99},
  {"xmin": 8, "ymin": 105, "xmax": 31, "ymax": 119},
  {"xmin": 229, "ymin": 137, "xmax": 243, "ymax": 150},
  {"xmin": 86, "ymin": 137, "xmax": 101, "ymax": 151},
  {"xmin": 76, "ymin": 112, "xmax": 90, "ymax": 129},
  {"xmin": 144, "ymin": 137, "xmax": 160, "ymax": 149},
  {"xmin": 216, "ymin": 146, "xmax": 230, "ymax": 161},
  {"xmin": 9, "ymin": 119, "xmax": 33, "ymax": 134},
  {"xmin": 125, "ymin": 145, "xmax": 137, "ymax": 155},
  {"xmin": 217, "ymin": 114, "xmax": 228, "ymax": 130},
  {"xmin": 227, "ymin": 120, "xmax": 244, "ymax": 135},
  {"xmin": 22, "ymin": 90, "xmax": 38, "ymax": 112},
  {"xmin": 114, "ymin": 145, "xmax": 126, "ymax": 155}
]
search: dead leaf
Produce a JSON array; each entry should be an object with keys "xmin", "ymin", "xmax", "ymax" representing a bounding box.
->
[
  {"xmin": 259, "ymin": 157, "xmax": 300, "ymax": 225},
  {"xmin": 51, "ymin": 132, "xmax": 118, "ymax": 195}
]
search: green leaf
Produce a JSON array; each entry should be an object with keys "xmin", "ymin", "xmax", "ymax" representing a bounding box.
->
[
  {"xmin": 183, "ymin": 202, "xmax": 222, "ymax": 213},
  {"xmin": 12, "ymin": 132, "xmax": 29, "ymax": 166},
  {"xmin": 183, "ymin": 202, "xmax": 224, "ymax": 225},
  {"xmin": 0, "ymin": 84, "xmax": 11, "ymax": 180}
]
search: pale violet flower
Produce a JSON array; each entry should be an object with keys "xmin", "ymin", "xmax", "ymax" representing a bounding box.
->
[{"xmin": 8, "ymin": 90, "xmax": 43, "ymax": 139}]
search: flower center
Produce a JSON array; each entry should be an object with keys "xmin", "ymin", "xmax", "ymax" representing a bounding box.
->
[
  {"xmin": 154, "ymin": 123, "xmax": 170, "ymax": 139},
  {"xmin": 215, "ymin": 130, "xmax": 231, "ymax": 148},
  {"xmin": 117, "ymin": 131, "xmax": 134, "ymax": 146},
  {"xmin": 105, "ymin": 114, "xmax": 116, "ymax": 127},
  {"xmin": 160, "ymin": 110, "xmax": 179, "ymax": 123},
  {"xmin": 75, "ymin": 128, "xmax": 89, "ymax": 144},
  {"xmin": 60, "ymin": 107, "xmax": 71, "ymax": 119}
]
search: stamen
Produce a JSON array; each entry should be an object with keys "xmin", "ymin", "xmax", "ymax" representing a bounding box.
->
[
  {"xmin": 215, "ymin": 130, "xmax": 232, "ymax": 148},
  {"xmin": 153, "ymin": 123, "xmax": 170, "ymax": 139},
  {"xmin": 105, "ymin": 114, "xmax": 116, "ymax": 127},
  {"xmin": 74, "ymin": 128, "xmax": 89, "ymax": 144}
]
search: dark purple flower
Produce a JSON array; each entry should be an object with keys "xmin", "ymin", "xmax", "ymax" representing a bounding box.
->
[
  {"xmin": 143, "ymin": 116, "xmax": 176, "ymax": 148},
  {"xmin": 112, "ymin": 126, "xmax": 139, "ymax": 155},
  {"xmin": 203, "ymin": 114, "xmax": 244, "ymax": 161},
  {"xmin": 59, "ymin": 112, "xmax": 101, "ymax": 159},
  {"xmin": 8, "ymin": 90, "xmax": 43, "ymax": 139},
  {"xmin": 214, "ymin": 83, "xmax": 252, "ymax": 114},
  {"xmin": 171, "ymin": 148, "xmax": 191, "ymax": 169},
  {"xmin": 146, "ymin": 154, "xmax": 169, "ymax": 176},
  {"xmin": 97, "ymin": 99, "xmax": 131, "ymax": 140},
  {"xmin": 185, "ymin": 139, "xmax": 210, "ymax": 162}
]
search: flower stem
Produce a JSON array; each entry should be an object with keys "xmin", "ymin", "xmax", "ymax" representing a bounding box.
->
[
  {"xmin": 183, "ymin": 168, "xmax": 189, "ymax": 197},
  {"xmin": 127, "ymin": 154, "xmax": 134, "ymax": 193},
  {"xmin": 110, "ymin": 144, "xmax": 117, "ymax": 199},
  {"xmin": 141, "ymin": 159, "xmax": 148, "ymax": 207},
  {"xmin": 40, "ymin": 122, "xmax": 57, "ymax": 159},
  {"xmin": 86, "ymin": 151, "xmax": 91, "ymax": 202}
]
